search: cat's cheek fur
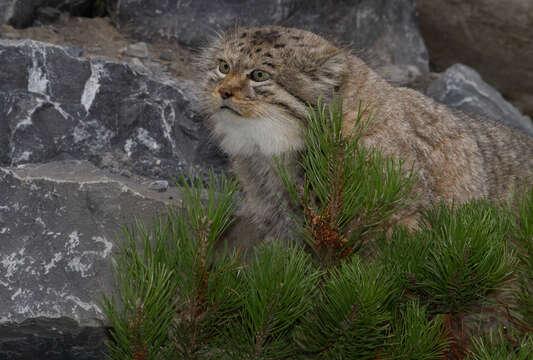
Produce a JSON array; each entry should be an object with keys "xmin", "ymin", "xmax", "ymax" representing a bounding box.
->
[{"xmin": 210, "ymin": 109, "xmax": 304, "ymax": 157}]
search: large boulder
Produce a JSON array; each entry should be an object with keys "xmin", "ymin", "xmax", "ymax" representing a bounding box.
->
[
  {"xmin": 0, "ymin": 160, "xmax": 183, "ymax": 326},
  {"xmin": 427, "ymin": 64, "xmax": 533, "ymax": 137},
  {"xmin": 0, "ymin": 0, "xmax": 95, "ymax": 28},
  {"xmin": 115, "ymin": 0, "xmax": 429, "ymax": 76},
  {"xmin": 0, "ymin": 317, "xmax": 107, "ymax": 359},
  {"xmin": 287, "ymin": 0, "xmax": 428, "ymax": 75},
  {"xmin": 416, "ymin": 0, "xmax": 533, "ymax": 117},
  {"xmin": 0, "ymin": 38, "xmax": 228, "ymax": 357},
  {"xmin": 0, "ymin": 39, "xmax": 226, "ymax": 179}
]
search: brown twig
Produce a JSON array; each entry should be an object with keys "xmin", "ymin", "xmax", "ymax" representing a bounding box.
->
[{"xmin": 131, "ymin": 299, "xmax": 148, "ymax": 360}]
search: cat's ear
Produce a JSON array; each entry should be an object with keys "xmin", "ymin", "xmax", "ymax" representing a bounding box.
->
[
  {"xmin": 318, "ymin": 51, "xmax": 346, "ymax": 81},
  {"xmin": 320, "ymin": 51, "xmax": 346, "ymax": 77}
]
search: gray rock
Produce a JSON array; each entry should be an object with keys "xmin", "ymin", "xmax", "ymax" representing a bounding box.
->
[
  {"xmin": 0, "ymin": 317, "xmax": 107, "ymax": 359},
  {"xmin": 0, "ymin": 0, "xmax": 37, "ymax": 27},
  {"xmin": 417, "ymin": 0, "xmax": 533, "ymax": 117},
  {"xmin": 0, "ymin": 39, "xmax": 227, "ymax": 179},
  {"xmin": 159, "ymin": 50, "xmax": 173, "ymax": 62},
  {"xmin": 120, "ymin": 41, "xmax": 149, "ymax": 59},
  {"xmin": 34, "ymin": 5, "xmax": 61, "ymax": 24},
  {"xmin": 0, "ymin": 160, "xmax": 183, "ymax": 325},
  {"xmin": 0, "ymin": 0, "xmax": 94, "ymax": 28},
  {"xmin": 148, "ymin": 179, "xmax": 168, "ymax": 192},
  {"xmin": 64, "ymin": 45, "xmax": 83, "ymax": 57},
  {"xmin": 427, "ymin": 64, "xmax": 533, "ymax": 137},
  {"xmin": 116, "ymin": 0, "xmax": 295, "ymax": 46},
  {"xmin": 115, "ymin": 0, "xmax": 428, "ymax": 73},
  {"xmin": 286, "ymin": 0, "xmax": 429, "ymax": 74}
]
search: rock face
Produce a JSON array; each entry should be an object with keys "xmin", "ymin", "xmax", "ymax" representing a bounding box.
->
[
  {"xmin": 0, "ymin": 39, "xmax": 226, "ymax": 179},
  {"xmin": 416, "ymin": 0, "xmax": 533, "ymax": 117},
  {"xmin": 0, "ymin": 160, "xmax": 183, "ymax": 325},
  {"xmin": 116, "ymin": 0, "xmax": 429, "ymax": 76},
  {"xmin": 0, "ymin": 38, "xmax": 224, "ymax": 357},
  {"xmin": 0, "ymin": 0, "xmax": 94, "ymax": 28},
  {"xmin": 0, "ymin": 317, "xmax": 107, "ymax": 360},
  {"xmin": 287, "ymin": 0, "xmax": 429, "ymax": 75},
  {"xmin": 427, "ymin": 64, "xmax": 533, "ymax": 137}
]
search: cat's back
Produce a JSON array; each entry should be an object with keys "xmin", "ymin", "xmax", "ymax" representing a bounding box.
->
[{"xmin": 340, "ymin": 57, "xmax": 533, "ymax": 206}]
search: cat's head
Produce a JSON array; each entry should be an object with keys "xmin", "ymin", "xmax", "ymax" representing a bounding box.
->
[{"xmin": 197, "ymin": 25, "xmax": 347, "ymax": 157}]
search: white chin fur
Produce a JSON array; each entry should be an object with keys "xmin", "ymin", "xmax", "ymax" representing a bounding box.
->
[{"xmin": 210, "ymin": 108, "xmax": 304, "ymax": 157}]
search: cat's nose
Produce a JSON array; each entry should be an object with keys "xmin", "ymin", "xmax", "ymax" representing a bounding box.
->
[{"xmin": 218, "ymin": 87, "xmax": 233, "ymax": 99}]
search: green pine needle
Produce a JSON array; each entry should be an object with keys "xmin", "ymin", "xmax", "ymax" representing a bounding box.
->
[
  {"xmin": 388, "ymin": 301, "xmax": 449, "ymax": 359},
  {"xmin": 275, "ymin": 96, "xmax": 416, "ymax": 264},
  {"xmin": 466, "ymin": 328, "xmax": 533, "ymax": 360},
  {"xmin": 293, "ymin": 257, "xmax": 393, "ymax": 359},
  {"xmin": 222, "ymin": 243, "xmax": 320, "ymax": 359},
  {"xmin": 417, "ymin": 200, "xmax": 515, "ymax": 314}
]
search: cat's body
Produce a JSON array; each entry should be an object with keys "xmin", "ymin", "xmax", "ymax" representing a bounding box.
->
[{"xmin": 198, "ymin": 25, "xmax": 533, "ymax": 236}]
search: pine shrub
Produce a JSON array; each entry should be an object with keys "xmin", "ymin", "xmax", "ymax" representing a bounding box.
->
[{"xmin": 103, "ymin": 99, "xmax": 533, "ymax": 360}]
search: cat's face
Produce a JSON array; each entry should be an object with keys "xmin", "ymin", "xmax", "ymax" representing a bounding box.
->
[{"xmin": 198, "ymin": 26, "xmax": 346, "ymax": 157}]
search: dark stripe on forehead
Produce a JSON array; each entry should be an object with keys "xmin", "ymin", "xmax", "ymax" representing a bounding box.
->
[{"xmin": 261, "ymin": 30, "xmax": 282, "ymax": 43}]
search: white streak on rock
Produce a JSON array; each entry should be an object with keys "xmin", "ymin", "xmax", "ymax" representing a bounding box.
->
[
  {"xmin": 65, "ymin": 231, "xmax": 80, "ymax": 254},
  {"xmin": 65, "ymin": 295, "xmax": 102, "ymax": 313},
  {"xmin": 93, "ymin": 236, "xmax": 113, "ymax": 258},
  {"xmin": 14, "ymin": 151, "xmax": 32, "ymax": 163},
  {"xmin": 52, "ymin": 102, "xmax": 71, "ymax": 120},
  {"xmin": 35, "ymin": 217, "xmax": 45, "ymax": 227},
  {"xmin": 81, "ymin": 62, "xmax": 104, "ymax": 112},
  {"xmin": 120, "ymin": 185, "xmax": 144, "ymax": 198},
  {"xmin": 1, "ymin": 248, "xmax": 25, "ymax": 279},
  {"xmin": 28, "ymin": 45, "xmax": 49, "ymax": 96},
  {"xmin": 137, "ymin": 127, "xmax": 161, "ymax": 152},
  {"xmin": 160, "ymin": 101, "xmax": 177, "ymax": 155},
  {"xmin": 72, "ymin": 119, "xmax": 114, "ymax": 149},
  {"xmin": 0, "ymin": 167, "xmax": 146, "ymax": 199},
  {"xmin": 11, "ymin": 288, "xmax": 22, "ymax": 300},
  {"xmin": 124, "ymin": 138, "xmax": 136, "ymax": 156},
  {"xmin": 43, "ymin": 252, "xmax": 63, "ymax": 274},
  {"xmin": 14, "ymin": 117, "xmax": 32, "ymax": 130},
  {"xmin": 67, "ymin": 257, "xmax": 92, "ymax": 277}
]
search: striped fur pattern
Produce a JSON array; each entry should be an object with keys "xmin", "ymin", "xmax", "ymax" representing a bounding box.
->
[{"xmin": 198, "ymin": 25, "xmax": 533, "ymax": 236}]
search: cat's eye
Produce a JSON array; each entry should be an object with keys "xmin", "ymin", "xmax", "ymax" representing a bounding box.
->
[
  {"xmin": 250, "ymin": 69, "xmax": 270, "ymax": 82},
  {"xmin": 218, "ymin": 60, "xmax": 230, "ymax": 74}
]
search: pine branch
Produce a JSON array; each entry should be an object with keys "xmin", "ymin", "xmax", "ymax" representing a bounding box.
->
[
  {"xmin": 101, "ymin": 220, "xmax": 178, "ymax": 360},
  {"xmin": 222, "ymin": 243, "xmax": 320, "ymax": 359},
  {"xmin": 293, "ymin": 257, "xmax": 393, "ymax": 359},
  {"xmin": 275, "ymin": 97, "xmax": 416, "ymax": 265},
  {"xmin": 387, "ymin": 301, "xmax": 449, "ymax": 360},
  {"xmin": 417, "ymin": 200, "xmax": 515, "ymax": 315},
  {"xmin": 466, "ymin": 328, "xmax": 533, "ymax": 360}
]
